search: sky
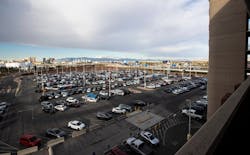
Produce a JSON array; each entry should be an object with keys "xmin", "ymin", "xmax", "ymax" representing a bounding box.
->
[{"xmin": 0, "ymin": 0, "xmax": 209, "ymax": 60}]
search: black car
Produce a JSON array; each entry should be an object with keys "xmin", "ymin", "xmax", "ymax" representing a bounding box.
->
[
  {"xmin": 96, "ymin": 112, "xmax": 112, "ymax": 120},
  {"xmin": 67, "ymin": 102, "xmax": 81, "ymax": 107},
  {"xmin": 35, "ymin": 89, "xmax": 42, "ymax": 93},
  {"xmin": 121, "ymin": 89, "xmax": 131, "ymax": 95},
  {"xmin": 133, "ymin": 100, "xmax": 147, "ymax": 106},
  {"xmin": 164, "ymin": 88, "xmax": 173, "ymax": 93},
  {"xmin": 42, "ymin": 106, "xmax": 56, "ymax": 114},
  {"xmin": 99, "ymin": 95, "xmax": 111, "ymax": 100},
  {"xmin": 46, "ymin": 128, "xmax": 66, "ymax": 138},
  {"xmin": 39, "ymin": 95, "xmax": 49, "ymax": 102}
]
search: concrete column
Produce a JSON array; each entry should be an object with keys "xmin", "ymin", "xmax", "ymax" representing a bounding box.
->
[
  {"xmin": 48, "ymin": 147, "xmax": 53, "ymax": 155},
  {"xmin": 208, "ymin": 0, "xmax": 247, "ymax": 119}
]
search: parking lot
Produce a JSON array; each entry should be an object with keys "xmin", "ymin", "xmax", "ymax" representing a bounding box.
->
[{"xmin": 0, "ymin": 70, "xmax": 207, "ymax": 155}]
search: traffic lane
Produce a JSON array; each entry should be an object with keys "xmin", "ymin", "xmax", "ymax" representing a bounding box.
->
[
  {"xmin": 54, "ymin": 120, "xmax": 138, "ymax": 155},
  {"xmin": 20, "ymin": 87, "xmax": 205, "ymax": 138},
  {"xmin": 0, "ymin": 76, "xmax": 17, "ymax": 102},
  {"xmin": 108, "ymin": 87, "xmax": 206, "ymax": 114}
]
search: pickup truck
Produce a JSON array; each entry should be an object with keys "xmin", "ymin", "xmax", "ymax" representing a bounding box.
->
[
  {"xmin": 126, "ymin": 137, "xmax": 153, "ymax": 155},
  {"xmin": 181, "ymin": 108, "xmax": 203, "ymax": 120}
]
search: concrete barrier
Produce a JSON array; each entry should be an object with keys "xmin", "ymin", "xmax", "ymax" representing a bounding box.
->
[
  {"xmin": 47, "ymin": 137, "xmax": 64, "ymax": 147},
  {"xmin": 137, "ymin": 86, "xmax": 154, "ymax": 91},
  {"xmin": 71, "ymin": 129, "xmax": 86, "ymax": 138},
  {"xmin": 127, "ymin": 88, "xmax": 141, "ymax": 94},
  {"xmin": 17, "ymin": 146, "xmax": 38, "ymax": 155},
  {"xmin": 0, "ymin": 153, "xmax": 11, "ymax": 155}
]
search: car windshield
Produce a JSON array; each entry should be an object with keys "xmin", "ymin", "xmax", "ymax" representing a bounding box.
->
[
  {"xmin": 149, "ymin": 135, "xmax": 155, "ymax": 140},
  {"xmin": 53, "ymin": 129, "xmax": 60, "ymax": 134},
  {"xmin": 30, "ymin": 136, "xmax": 37, "ymax": 141},
  {"xmin": 76, "ymin": 122, "xmax": 81, "ymax": 125}
]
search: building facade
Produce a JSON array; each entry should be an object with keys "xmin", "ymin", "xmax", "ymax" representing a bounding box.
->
[{"xmin": 208, "ymin": 0, "xmax": 248, "ymax": 118}]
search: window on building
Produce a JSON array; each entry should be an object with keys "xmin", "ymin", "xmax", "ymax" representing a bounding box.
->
[
  {"xmin": 246, "ymin": 16, "xmax": 250, "ymax": 78},
  {"xmin": 247, "ymin": 55, "xmax": 250, "ymax": 70},
  {"xmin": 248, "ymin": 37, "xmax": 250, "ymax": 51},
  {"xmin": 248, "ymin": 19, "xmax": 250, "ymax": 31}
]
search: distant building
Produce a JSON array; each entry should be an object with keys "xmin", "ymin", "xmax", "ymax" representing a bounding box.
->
[
  {"xmin": 29, "ymin": 57, "xmax": 36, "ymax": 63},
  {"xmin": 5, "ymin": 62, "xmax": 32, "ymax": 70},
  {"xmin": 43, "ymin": 58, "xmax": 46, "ymax": 64},
  {"xmin": 42, "ymin": 58, "xmax": 55, "ymax": 64}
]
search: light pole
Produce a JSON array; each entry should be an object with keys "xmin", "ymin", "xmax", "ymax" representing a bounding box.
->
[
  {"xmin": 189, "ymin": 62, "xmax": 192, "ymax": 79},
  {"xmin": 186, "ymin": 99, "xmax": 192, "ymax": 141},
  {"xmin": 109, "ymin": 70, "xmax": 111, "ymax": 97}
]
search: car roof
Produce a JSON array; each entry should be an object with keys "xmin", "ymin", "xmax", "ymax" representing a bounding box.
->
[
  {"xmin": 71, "ymin": 120, "xmax": 80, "ymax": 124},
  {"xmin": 21, "ymin": 134, "xmax": 35, "ymax": 139}
]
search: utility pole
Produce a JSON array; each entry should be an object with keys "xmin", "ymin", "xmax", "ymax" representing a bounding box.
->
[
  {"xmin": 186, "ymin": 99, "xmax": 192, "ymax": 141},
  {"xmin": 144, "ymin": 71, "xmax": 146, "ymax": 88},
  {"xmin": 109, "ymin": 70, "xmax": 111, "ymax": 97},
  {"xmin": 70, "ymin": 65, "xmax": 72, "ymax": 77},
  {"xmin": 189, "ymin": 62, "xmax": 192, "ymax": 79}
]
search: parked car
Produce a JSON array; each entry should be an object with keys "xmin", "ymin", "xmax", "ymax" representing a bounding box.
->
[
  {"xmin": 46, "ymin": 128, "xmax": 66, "ymax": 138},
  {"xmin": 112, "ymin": 107, "xmax": 126, "ymax": 114},
  {"xmin": 118, "ymin": 104, "xmax": 132, "ymax": 112},
  {"xmin": 126, "ymin": 137, "xmax": 153, "ymax": 155},
  {"xmin": 68, "ymin": 120, "xmax": 86, "ymax": 130},
  {"xmin": 0, "ymin": 102, "xmax": 8, "ymax": 115},
  {"xmin": 104, "ymin": 146, "xmax": 128, "ymax": 155},
  {"xmin": 140, "ymin": 131, "xmax": 159, "ymax": 146},
  {"xmin": 181, "ymin": 108, "xmax": 204, "ymax": 120},
  {"xmin": 133, "ymin": 100, "xmax": 147, "ymax": 106},
  {"xmin": 67, "ymin": 102, "xmax": 81, "ymax": 107},
  {"xmin": 41, "ymin": 101, "xmax": 53, "ymax": 107},
  {"xmin": 39, "ymin": 95, "xmax": 49, "ymax": 101},
  {"xmin": 66, "ymin": 97, "xmax": 78, "ymax": 103},
  {"xmin": 96, "ymin": 112, "xmax": 112, "ymax": 120},
  {"xmin": 54, "ymin": 104, "xmax": 67, "ymax": 111},
  {"xmin": 19, "ymin": 134, "xmax": 41, "ymax": 147},
  {"xmin": 99, "ymin": 90, "xmax": 108, "ymax": 96}
]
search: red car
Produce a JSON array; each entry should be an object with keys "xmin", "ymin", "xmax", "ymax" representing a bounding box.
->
[
  {"xmin": 19, "ymin": 134, "xmax": 41, "ymax": 147},
  {"xmin": 105, "ymin": 146, "xmax": 128, "ymax": 155}
]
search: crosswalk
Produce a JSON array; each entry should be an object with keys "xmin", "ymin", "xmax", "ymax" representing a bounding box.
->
[{"xmin": 148, "ymin": 113, "xmax": 187, "ymax": 146}]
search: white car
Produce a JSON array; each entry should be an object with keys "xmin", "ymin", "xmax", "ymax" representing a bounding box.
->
[
  {"xmin": 112, "ymin": 107, "xmax": 126, "ymax": 114},
  {"xmin": 61, "ymin": 92, "xmax": 68, "ymax": 97},
  {"xmin": 66, "ymin": 97, "xmax": 78, "ymax": 103},
  {"xmin": 86, "ymin": 88, "xmax": 91, "ymax": 93},
  {"xmin": 67, "ymin": 120, "xmax": 86, "ymax": 130},
  {"xmin": 140, "ymin": 131, "xmax": 160, "ymax": 145},
  {"xmin": 146, "ymin": 84, "xmax": 156, "ymax": 89},
  {"xmin": 99, "ymin": 90, "xmax": 108, "ymax": 96},
  {"xmin": 54, "ymin": 104, "xmax": 67, "ymax": 111},
  {"xmin": 181, "ymin": 109, "xmax": 203, "ymax": 120},
  {"xmin": 86, "ymin": 97, "xmax": 98, "ymax": 103}
]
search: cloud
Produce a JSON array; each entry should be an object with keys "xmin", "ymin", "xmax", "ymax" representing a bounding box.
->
[{"xmin": 0, "ymin": 0, "xmax": 208, "ymax": 59}]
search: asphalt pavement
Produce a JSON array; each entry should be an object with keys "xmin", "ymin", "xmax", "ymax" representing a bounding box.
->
[{"xmin": 0, "ymin": 75, "xmax": 206, "ymax": 155}]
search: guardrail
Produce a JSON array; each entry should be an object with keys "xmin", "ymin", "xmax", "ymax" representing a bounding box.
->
[{"xmin": 0, "ymin": 153, "xmax": 11, "ymax": 155}]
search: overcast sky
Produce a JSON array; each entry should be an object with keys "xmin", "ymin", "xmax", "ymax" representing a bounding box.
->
[{"xmin": 0, "ymin": 0, "xmax": 208, "ymax": 60}]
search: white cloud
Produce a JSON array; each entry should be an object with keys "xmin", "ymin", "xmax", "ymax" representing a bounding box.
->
[{"xmin": 0, "ymin": 0, "xmax": 208, "ymax": 59}]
